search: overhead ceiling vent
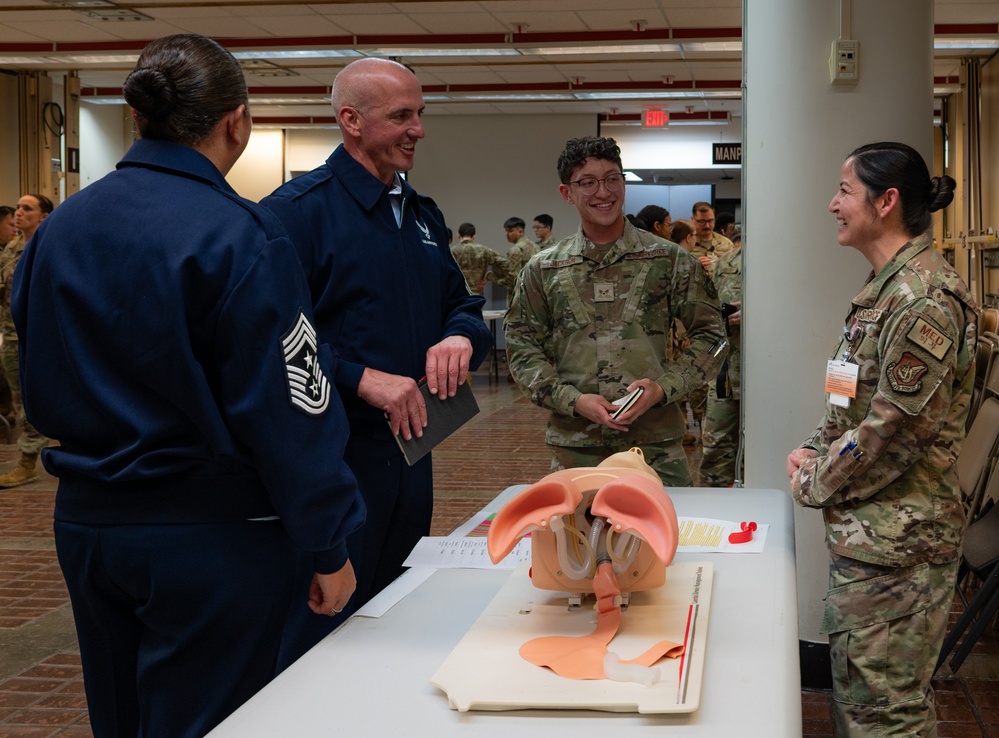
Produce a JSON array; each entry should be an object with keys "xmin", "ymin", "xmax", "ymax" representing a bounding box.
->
[{"xmin": 73, "ymin": 3, "xmax": 153, "ymax": 23}]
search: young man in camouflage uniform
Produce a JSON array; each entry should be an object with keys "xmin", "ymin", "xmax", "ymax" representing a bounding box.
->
[
  {"xmin": 697, "ymin": 245, "xmax": 742, "ymax": 486},
  {"xmin": 532, "ymin": 214, "xmax": 556, "ymax": 248},
  {"xmin": 787, "ymin": 142, "xmax": 975, "ymax": 736},
  {"xmin": 505, "ymin": 136, "xmax": 728, "ymax": 485},
  {"xmin": 450, "ymin": 222, "xmax": 509, "ymax": 296},
  {"xmin": 498, "ymin": 216, "xmax": 539, "ymax": 292}
]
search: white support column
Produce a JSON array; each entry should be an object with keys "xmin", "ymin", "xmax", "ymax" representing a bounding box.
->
[{"xmin": 743, "ymin": 0, "xmax": 934, "ymax": 647}]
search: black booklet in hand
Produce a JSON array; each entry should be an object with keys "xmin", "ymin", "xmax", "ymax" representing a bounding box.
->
[{"xmin": 389, "ymin": 378, "xmax": 480, "ymax": 466}]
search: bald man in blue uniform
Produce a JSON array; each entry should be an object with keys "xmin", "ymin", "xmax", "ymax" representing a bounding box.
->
[{"xmin": 263, "ymin": 58, "xmax": 491, "ymax": 665}]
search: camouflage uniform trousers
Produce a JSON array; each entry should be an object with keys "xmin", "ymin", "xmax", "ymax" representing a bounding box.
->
[
  {"xmin": 697, "ymin": 382, "xmax": 740, "ymax": 487},
  {"xmin": 685, "ymin": 383, "xmax": 707, "ymax": 425},
  {"xmin": 0, "ymin": 342, "xmax": 48, "ymax": 454},
  {"xmin": 822, "ymin": 553, "xmax": 959, "ymax": 737},
  {"xmin": 548, "ymin": 438, "xmax": 692, "ymax": 487}
]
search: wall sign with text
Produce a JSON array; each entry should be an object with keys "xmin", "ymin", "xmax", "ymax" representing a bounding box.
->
[{"xmin": 712, "ymin": 143, "xmax": 742, "ymax": 165}]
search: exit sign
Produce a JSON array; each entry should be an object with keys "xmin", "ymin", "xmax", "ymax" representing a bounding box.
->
[{"xmin": 643, "ymin": 110, "xmax": 669, "ymax": 128}]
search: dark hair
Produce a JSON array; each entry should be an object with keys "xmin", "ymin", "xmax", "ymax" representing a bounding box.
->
[
  {"xmin": 533, "ymin": 214, "xmax": 553, "ymax": 228},
  {"xmin": 124, "ymin": 34, "xmax": 248, "ymax": 146},
  {"xmin": 0, "ymin": 206, "xmax": 14, "ymax": 219},
  {"xmin": 26, "ymin": 194, "xmax": 54, "ymax": 215},
  {"xmin": 504, "ymin": 217, "xmax": 525, "ymax": 230},
  {"xmin": 715, "ymin": 212, "xmax": 735, "ymax": 231},
  {"xmin": 692, "ymin": 201, "xmax": 714, "ymax": 216},
  {"xmin": 636, "ymin": 205, "xmax": 669, "ymax": 229},
  {"xmin": 671, "ymin": 220, "xmax": 695, "ymax": 243},
  {"xmin": 847, "ymin": 141, "xmax": 955, "ymax": 236},
  {"xmin": 626, "ymin": 214, "xmax": 647, "ymax": 230},
  {"xmin": 458, "ymin": 222, "xmax": 476, "ymax": 238},
  {"xmin": 557, "ymin": 136, "xmax": 622, "ymax": 184}
]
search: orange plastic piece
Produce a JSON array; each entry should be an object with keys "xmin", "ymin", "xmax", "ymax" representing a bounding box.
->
[
  {"xmin": 487, "ymin": 478, "xmax": 582, "ymax": 563},
  {"xmin": 519, "ymin": 562, "xmax": 683, "ymax": 680}
]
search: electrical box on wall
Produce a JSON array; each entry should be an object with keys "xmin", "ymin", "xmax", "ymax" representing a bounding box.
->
[{"xmin": 829, "ymin": 40, "xmax": 859, "ymax": 85}]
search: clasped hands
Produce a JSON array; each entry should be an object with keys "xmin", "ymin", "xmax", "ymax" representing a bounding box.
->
[{"xmin": 357, "ymin": 335, "xmax": 473, "ymax": 441}]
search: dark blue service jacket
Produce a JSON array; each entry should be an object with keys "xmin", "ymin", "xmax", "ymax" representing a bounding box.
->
[
  {"xmin": 262, "ymin": 145, "xmax": 491, "ymax": 434},
  {"xmin": 12, "ymin": 139, "xmax": 364, "ymax": 573}
]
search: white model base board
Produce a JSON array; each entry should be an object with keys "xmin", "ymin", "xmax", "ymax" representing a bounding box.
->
[{"xmin": 431, "ymin": 561, "xmax": 713, "ymax": 714}]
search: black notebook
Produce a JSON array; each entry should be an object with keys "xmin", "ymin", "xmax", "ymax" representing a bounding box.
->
[{"xmin": 390, "ymin": 378, "xmax": 480, "ymax": 466}]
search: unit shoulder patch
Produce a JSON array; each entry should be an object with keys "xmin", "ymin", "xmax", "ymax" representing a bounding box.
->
[{"xmin": 886, "ymin": 352, "xmax": 929, "ymax": 394}]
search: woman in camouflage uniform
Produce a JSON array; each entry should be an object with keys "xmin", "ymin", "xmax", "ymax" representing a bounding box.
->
[{"xmin": 787, "ymin": 142, "xmax": 975, "ymax": 736}]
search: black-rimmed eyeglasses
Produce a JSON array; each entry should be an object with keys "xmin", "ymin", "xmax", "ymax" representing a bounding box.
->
[{"xmin": 568, "ymin": 173, "xmax": 626, "ymax": 195}]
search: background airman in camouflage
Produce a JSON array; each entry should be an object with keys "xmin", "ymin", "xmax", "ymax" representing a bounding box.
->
[
  {"xmin": 698, "ymin": 244, "xmax": 742, "ymax": 486},
  {"xmin": 450, "ymin": 222, "xmax": 509, "ymax": 296},
  {"xmin": 787, "ymin": 143, "xmax": 975, "ymax": 737},
  {"xmin": 505, "ymin": 136, "xmax": 727, "ymax": 486},
  {"xmin": 498, "ymin": 216, "xmax": 540, "ymax": 292}
]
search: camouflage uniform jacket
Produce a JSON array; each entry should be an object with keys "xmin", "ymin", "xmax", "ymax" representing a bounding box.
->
[
  {"xmin": 714, "ymin": 247, "xmax": 742, "ymax": 400},
  {"xmin": 0, "ymin": 234, "xmax": 26, "ymax": 344},
  {"xmin": 451, "ymin": 240, "xmax": 509, "ymax": 296},
  {"xmin": 505, "ymin": 220, "xmax": 728, "ymax": 447},
  {"xmin": 499, "ymin": 236, "xmax": 540, "ymax": 290},
  {"xmin": 692, "ymin": 232, "xmax": 733, "ymax": 279},
  {"xmin": 536, "ymin": 236, "xmax": 556, "ymax": 249},
  {"xmin": 792, "ymin": 233, "xmax": 977, "ymax": 567}
]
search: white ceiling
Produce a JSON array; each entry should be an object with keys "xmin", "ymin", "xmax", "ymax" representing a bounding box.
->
[{"xmin": 0, "ymin": 0, "xmax": 996, "ymax": 126}]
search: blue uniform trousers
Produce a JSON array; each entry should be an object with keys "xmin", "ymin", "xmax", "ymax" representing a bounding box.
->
[
  {"xmin": 277, "ymin": 435, "xmax": 433, "ymax": 670},
  {"xmin": 55, "ymin": 518, "xmax": 296, "ymax": 738}
]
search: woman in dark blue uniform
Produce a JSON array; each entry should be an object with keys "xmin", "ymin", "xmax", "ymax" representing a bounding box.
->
[{"xmin": 11, "ymin": 35, "xmax": 364, "ymax": 738}]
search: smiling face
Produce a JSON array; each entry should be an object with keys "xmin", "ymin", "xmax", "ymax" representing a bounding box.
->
[
  {"xmin": 829, "ymin": 158, "xmax": 880, "ymax": 249},
  {"xmin": 336, "ymin": 61, "xmax": 426, "ymax": 185},
  {"xmin": 559, "ymin": 157, "xmax": 625, "ymax": 243}
]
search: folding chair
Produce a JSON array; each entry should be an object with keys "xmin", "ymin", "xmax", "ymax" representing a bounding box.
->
[
  {"xmin": 959, "ymin": 396, "xmax": 999, "ymax": 522},
  {"xmin": 981, "ymin": 307, "xmax": 999, "ymax": 336},
  {"xmin": 967, "ymin": 334, "xmax": 999, "ymax": 430},
  {"xmin": 935, "ymin": 500, "xmax": 999, "ymax": 673}
]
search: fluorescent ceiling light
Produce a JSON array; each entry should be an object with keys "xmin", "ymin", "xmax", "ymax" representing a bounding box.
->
[
  {"xmin": 365, "ymin": 48, "xmax": 520, "ymax": 57},
  {"xmin": 461, "ymin": 92, "xmax": 575, "ymax": 101},
  {"xmin": 0, "ymin": 57, "xmax": 48, "ymax": 65},
  {"xmin": 623, "ymin": 171, "xmax": 642, "ymax": 181},
  {"xmin": 574, "ymin": 90, "xmax": 739, "ymax": 100},
  {"xmin": 53, "ymin": 54, "xmax": 139, "ymax": 64},
  {"xmin": 231, "ymin": 50, "xmax": 361, "ymax": 60},
  {"xmin": 82, "ymin": 97, "xmax": 126, "ymax": 104},
  {"xmin": 670, "ymin": 119, "xmax": 730, "ymax": 126},
  {"xmin": 934, "ymin": 84, "xmax": 962, "ymax": 95},
  {"xmin": 934, "ymin": 37, "xmax": 999, "ymax": 49},
  {"xmin": 679, "ymin": 42, "xmax": 742, "ymax": 53},
  {"xmin": 522, "ymin": 44, "xmax": 681, "ymax": 55},
  {"xmin": 42, "ymin": 0, "xmax": 114, "ymax": 6},
  {"xmin": 251, "ymin": 97, "xmax": 325, "ymax": 105}
]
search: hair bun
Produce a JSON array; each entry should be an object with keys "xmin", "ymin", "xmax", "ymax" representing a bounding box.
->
[
  {"xmin": 123, "ymin": 67, "xmax": 178, "ymax": 121},
  {"xmin": 927, "ymin": 175, "xmax": 956, "ymax": 213}
]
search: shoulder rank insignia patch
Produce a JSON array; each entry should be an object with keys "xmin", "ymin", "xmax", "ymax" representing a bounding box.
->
[
  {"xmin": 282, "ymin": 311, "xmax": 330, "ymax": 416},
  {"xmin": 886, "ymin": 351, "xmax": 928, "ymax": 394}
]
